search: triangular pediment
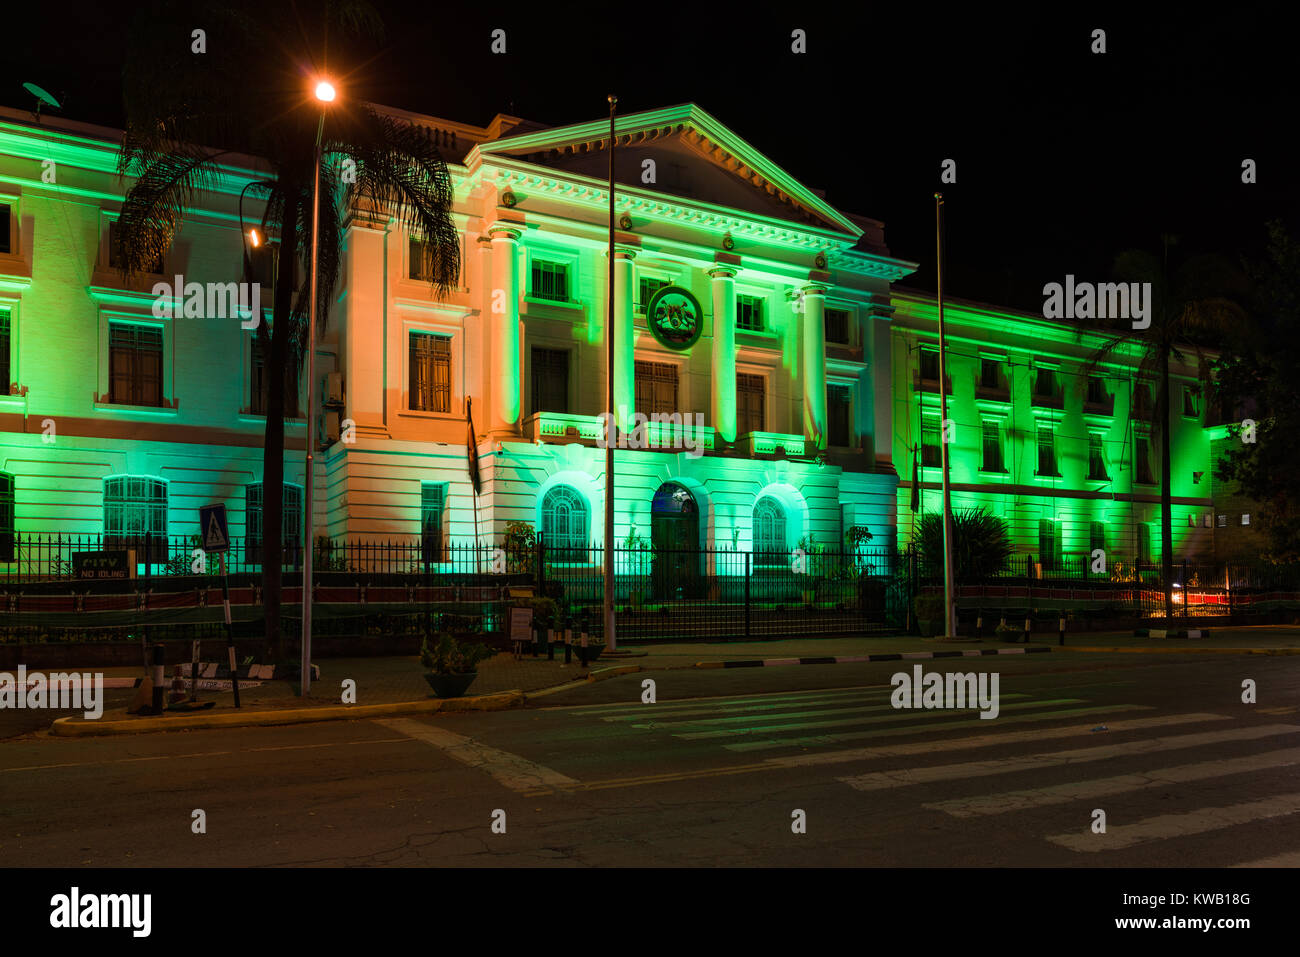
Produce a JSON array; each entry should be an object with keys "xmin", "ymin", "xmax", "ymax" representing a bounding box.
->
[{"xmin": 475, "ymin": 104, "xmax": 860, "ymax": 237}]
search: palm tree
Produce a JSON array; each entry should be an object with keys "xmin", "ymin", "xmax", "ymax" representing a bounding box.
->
[
  {"xmin": 112, "ymin": 0, "xmax": 461, "ymax": 660},
  {"xmin": 1082, "ymin": 236, "xmax": 1246, "ymax": 620}
]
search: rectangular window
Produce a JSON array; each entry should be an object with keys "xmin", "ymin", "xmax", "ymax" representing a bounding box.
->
[
  {"xmin": 245, "ymin": 483, "xmax": 302, "ymax": 565},
  {"xmin": 921, "ymin": 416, "xmax": 941, "ymax": 467},
  {"xmin": 1087, "ymin": 434, "xmax": 1108, "ymax": 480},
  {"xmin": 1137, "ymin": 524, "xmax": 1152, "ymax": 563},
  {"xmin": 250, "ymin": 337, "xmax": 301, "ymax": 418},
  {"xmin": 107, "ymin": 220, "xmax": 164, "ymax": 273},
  {"xmin": 1134, "ymin": 384, "xmax": 1153, "ymax": 418},
  {"xmin": 103, "ymin": 476, "xmax": 167, "ymax": 562},
  {"xmin": 1089, "ymin": 521, "xmax": 1105, "ymax": 556},
  {"xmin": 979, "ymin": 358, "xmax": 1002, "ymax": 390},
  {"xmin": 1086, "ymin": 376, "xmax": 1107, "ymax": 405},
  {"xmin": 1036, "ymin": 425, "xmax": 1058, "ymax": 475},
  {"xmin": 736, "ymin": 294, "xmax": 764, "ymax": 332},
  {"xmin": 409, "ymin": 237, "xmax": 431, "ymax": 281},
  {"xmin": 530, "ymin": 259, "xmax": 568, "ymax": 302},
  {"xmin": 409, "ymin": 332, "xmax": 451, "ymax": 412},
  {"xmin": 109, "ymin": 323, "xmax": 163, "ymax": 407},
  {"xmin": 828, "ymin": 385, "xmax": 852, "ymax": 447},
  {"xmin": 531, "ymin": 348, "xmax": 569, "ymax": 414},
  {"xmin": 1135, "ymin": 436, "xmax": 1155, "ymax": 484},
  {"xmin": 0, "ymin": 203, "xmax": 10, "ymax": 255},
  {"xmin": 737, "ymin": 373, "xmax": 765, "ymax": 435},
  {"xmin": 824, "ymin": 308, "xmax": 849, "ymax": 344},
  {"xmin": 0, "ymin": 306, "xmax": 9, "ymax": 393},
  {"xmin": 919, "ymin": 347, "xmax": 940, "ymax": 381},
  {"xmin": 981, "ymin": 419, "xmax": 1004, "ymax": 472},
  {"xmin": 638, "ymin": 276, "xmax": 669, "ymax": 310},
  {"xmin": 0, "ymin": 472, "xmax": 14, "ymax": 562},
  {"xmin": 1033, "ymin": 367, "xmax": 1057, "ymax": 399},
  {"xmin": 1039, "ymin": 519, "xmax": 1060, "ymax": 572},
  {"xmin": 635, "ymin": 360, "xmax": 678, "ymax": 417},
  {"xmin": 421, "ymin": 483, "xmax": 446, "ymax": 563},
  {"xmin": 1183, "ymin": 385, "xmax": 1200, "ymax": 417}
]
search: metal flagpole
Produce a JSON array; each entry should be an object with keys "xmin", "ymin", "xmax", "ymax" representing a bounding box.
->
[
  {"xmin": 604, "ymin": 95, "xmax": 617, "ymax": 652},
  {"xmin": 935, "ymin": 193, "xmax": 957, "ymax": 639},
  {"xmin": 301, "ymin": 109, "xmax": 325, "ymax": 697}
]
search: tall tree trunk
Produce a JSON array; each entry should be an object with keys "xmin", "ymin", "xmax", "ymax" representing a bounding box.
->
[
  {"xmin": 1160, "ymin": 348, "xmax": 1174, "ymax": 620},
  {"xmin": 262, "ymin": 186, "xmax": 302, "ymax": 661}
]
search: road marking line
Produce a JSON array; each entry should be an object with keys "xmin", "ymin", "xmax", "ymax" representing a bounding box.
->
[
  {"xmin": 374, "ymin": 717, "xmax": 578, "ymax": 792},
  {"xmin": 633, "ymin": 695, "xmax": 1033, "ymax": 731},
  {"xmin": 932, "ymin": 748, "xmax": 1300, "ymax": 819},
  {"xmin": 553, "ymin": 684, "xmax": 894, "ymax": 715},
  {"xmin": 725, "ymin": 704, "xmax": 1152, "ymax": 752},
  {"xmin": 676, "ymin": 697, "xmax": 1079, "ymax": 740},
  {"xmin": 1045, "ymin": 791, "xmax": 1300, "ymax": 852},
  {"xmin": 842, "ymin": 724, "xmax": 1300, "ymax": 792},
  {"xmin": 767, "ymin": 713, "xmax": 1229, "ymax": 768},
  {"xmin": 597, "ymin": 688, "xmax": 896, "ymax": 722},
  {"xmin": 1258, "ymin": 706, "xmax": 1297, "ymax": 715},
  {"xmin": 0, "ymin": 737, "xmax": 413, "ymax": 774}
]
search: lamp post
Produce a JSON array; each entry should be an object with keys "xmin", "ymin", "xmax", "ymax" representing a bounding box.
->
[
  {"xmin": 301, "ymin": 78, "xmax": 335, "ymax": 696},
  {"xmin": 934, "ymin": 193, "xmax": 957, "ymax": 640},
  {"xmin": 604, "ymin": 94, "xmax": 617, "ymax": 653}
]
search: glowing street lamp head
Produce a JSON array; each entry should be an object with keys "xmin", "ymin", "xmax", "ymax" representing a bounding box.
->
[
  {"xmin": 248, "ymin": 228, "xmax": 261, "ymax": 248},
  {"xmin": 314, "ymin": 80, "xmax": 336, "ymax": 103}
]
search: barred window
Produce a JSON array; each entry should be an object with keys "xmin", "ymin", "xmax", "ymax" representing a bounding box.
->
[
  {"xmin": 1087, "ymin": 376, "xmax": 1108, "ymax": 405},
  {"xmin": 530, "ymin": 259, "xmax": 569, "ymax": 302},
  {"xmin": 421, "ymin": 482, "xmax": 447, "ymax": 563},
  {"xmin": 409, "ymin": 332, "xmax": 451, "ymax": 412},
  {"xmin": 1036, "ymin": 426, "xmax": 1058, "ymax": 475},
  {"xmin": 104, "ymin": 477, "xmax": 167, "ymax": 558},
  {"xmin": 0, "ymin": 203, "xmax": 10, "ymax": 255},
  {"xmin": 531, "ymin": 348, "xmax": 569, "ymax": 414},
  {"xmin": 246, "ymin": 482, "xmax": 302, "ymax": 564},
  {"xmin": 737, "ymin": 373, "xmax": 765, "ymax": 435},
  {"xmin": 753, "ymin": 496, "xmax": 787, "ymax": 566},
  {"xmin": 1034, "ymin": 367, "xmax": 1057, "ymax": 399},
  {"xmin": 638, "ymin": 276, "xmax": 669, "ymax": 309},
  {"xmin": 635, "ymin": 360, "xmax": 678, "ymax": 417},
  {"xmin": 109, "ymin": 323, "xmax": 163, "ymax": 407},
  {"xmin": 919, "ymin": 347, "xmax": 939, "ymax": 381},
  {"xmin": 979, "ymin": 358, "xmax": 1002, "ymax": 390},
  {"xmin": 0, "ymin": 471, "xmax": 13, "ymax": 562},
  {"xmin": 1039, "ymin": 519, "xmax": 1060, "ymax": 571},
  {"xmin": 1088, "ymin": 434, "xmax": 1108, "ymax": 480},
  {"xmin": 541, "ymin": 485, "xmax": 588, "ymax": 561},
  {"xmin": 736, "ymin": 294, "xmax": 764, "ymax": 332},
  {"xmin": 981, "ymin": 420, "xmax": 1004, "ymax": 472},
  {"xmin": 921, "ymin": 416, "xmax": 941, "ymax": 467},
  {"xmin": 0, "ymin": 305, "xmax": 10, "ymax": 393}
]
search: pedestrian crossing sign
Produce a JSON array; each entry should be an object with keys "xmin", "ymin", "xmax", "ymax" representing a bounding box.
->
[{"xmin": 199, "ymin": 504, "xmax": 230, "ymax": 553}]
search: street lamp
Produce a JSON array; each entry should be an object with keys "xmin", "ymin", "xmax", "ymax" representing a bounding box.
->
[{"xmin": 301, "ymin": 76, "xmax": 335, "ymax": 696}]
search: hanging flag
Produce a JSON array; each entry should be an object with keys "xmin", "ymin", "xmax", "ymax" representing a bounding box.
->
[{"xmin": 466, "ymin": 397, "xmax": 481, "ymax": 496}]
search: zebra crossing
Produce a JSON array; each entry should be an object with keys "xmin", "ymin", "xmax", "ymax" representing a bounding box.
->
[{"xmin": 567, "ymin": 685, "xmax": 1300, "ymax": 862}]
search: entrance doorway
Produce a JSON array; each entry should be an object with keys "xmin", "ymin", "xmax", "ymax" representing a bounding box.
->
[{"xmin": 651, "ymin": 482, "xmax": 703, "ymax": 598}]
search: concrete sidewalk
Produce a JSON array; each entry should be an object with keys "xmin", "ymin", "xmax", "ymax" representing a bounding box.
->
[{"xmin": 36, "ymin": 624, "xmax": 1300, "ymax": 736}]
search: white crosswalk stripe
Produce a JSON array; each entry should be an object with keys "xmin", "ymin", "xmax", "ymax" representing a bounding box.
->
[
  {"xmin": 842, "ymin": 724, "xmax": 1300, "ymax": 793},
  {"xmin": 1046, "ymin": 792, "xmax": 1300, "ymax": 852}
]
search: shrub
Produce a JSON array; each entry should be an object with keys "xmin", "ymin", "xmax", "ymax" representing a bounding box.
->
[
  {"xmin": 419, "ymin": 632, "xmax": 493, "ymax": 674},
  {"xmin": 917, "ymin": 507, "xmax": 1012, "ymax": 582}
]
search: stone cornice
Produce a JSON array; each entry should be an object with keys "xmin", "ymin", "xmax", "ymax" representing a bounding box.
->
[{"xmin": 827, "ymin": 248, "xmax": 918, "ymax": 283}]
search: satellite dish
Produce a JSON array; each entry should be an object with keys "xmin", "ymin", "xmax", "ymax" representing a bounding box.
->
[{"xmin": 22, "ymin": 82, "xmax": 62, "ymax": 121}]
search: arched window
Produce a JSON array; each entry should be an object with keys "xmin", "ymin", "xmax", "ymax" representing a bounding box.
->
[
  {"xmin": 246, "ymin": 483, "xmax": 302, "ymax": 565},
  {"xmin": 753, "ymin": 496, "xmax": 787, "ymax": 566},
  {"xmin": 541, "ymin": 485, "xmax": 588, "ymax": 561},
  {"xmin": 0, "ymin": 471, "xmax": 14, "ymax": 562},
  {"xmin": 104, "ymin": 476, "xmax": 167, "ymax": 561}
]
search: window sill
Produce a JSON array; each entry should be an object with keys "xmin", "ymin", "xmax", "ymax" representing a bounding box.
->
[
  {"xmin": 978, "ymin": 468, "xmax": 1010, "ymax": 477},
  {"xmin": 399, "ymin": 408, "xmax": 463, "ymax": 421},
  {"xmin": 93, "ymin": 400, "xmax": 178, "ymax": 416},
  {"xmin": 238, "ymin": 412, "xmax": 305, "ymax": 425},
  {"xmin": 523, "ymin": 295, "xmax": 582, "ymax": 310}
]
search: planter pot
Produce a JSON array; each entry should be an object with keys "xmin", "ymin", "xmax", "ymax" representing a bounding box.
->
[
  {"xmin": 424, "ymin": 671, "xmax": 478, "ymax": 698},
  {"xmin": 917, "ymin": 618, "xmax": 936, "ymax": 638},
  {"xmin": 585, "ymin": 644, "xmax": 604, "ymax": 663}
]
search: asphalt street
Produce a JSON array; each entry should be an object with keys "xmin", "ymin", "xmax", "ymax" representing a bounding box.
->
[{"xmin": 1, "ymin": 652, "xmax": 1298, "ymax": 867}]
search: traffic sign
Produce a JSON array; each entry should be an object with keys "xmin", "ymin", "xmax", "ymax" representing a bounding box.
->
[{"xmin": 199, "ymin": 503, "xmax": 230, "ymax": 553}]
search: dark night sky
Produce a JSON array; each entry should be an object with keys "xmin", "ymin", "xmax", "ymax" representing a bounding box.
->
[{"xmin": 4, "ymin": 2, "xmax": 1294, "ymax": 311}]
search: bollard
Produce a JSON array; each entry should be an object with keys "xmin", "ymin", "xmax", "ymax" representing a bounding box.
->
[
  {"xmin": 1023, "ymin": 615, "xmax": 1033, "ymax": 641},
  {"xmin": 975, "ymin": 614, "xmax": 983, "ymax": 640},
  {"xmin": 577, "ymin": 622, "xmax": 590, "ymax": 668},
  {"xmin": 1058, "ymin": 616, "xmax": 1066, "ymax": 646},
  {"xmin": 563, "ymin": 617, "xmax": 573, "ymax": 664},
  {"xmin": 547, "ymin": 626, "xmax": 557, "ymax": 661},
  {"xmin": 151, "ymin": 644, "xmax": 165, "ymax": 714}
]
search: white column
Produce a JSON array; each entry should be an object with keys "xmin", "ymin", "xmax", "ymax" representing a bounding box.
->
[
  {"xmin": 613, "ymin": 248, "xmax": 636, "ymax": 430},
  {"xmin": 801, "ymin": 285, "xmax": 828, "ymax": 450},
  {"xmin": 488, "ymin": 225, "xmax": 521, "ymax": 435},
  {"xmin": 709, "ymin": 266, "xmax": 737, "ymax": 444}
]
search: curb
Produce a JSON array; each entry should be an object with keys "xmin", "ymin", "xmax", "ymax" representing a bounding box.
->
[
  {"xmin": 1061, "ymin": 646, "xmax": 1300, "ymax": 656},
  {"xmin": 693, "ymin": 647, "xmax": 1054, "ymax": 669},
  {"xmin": 48, "ymin": 690, "xmax": 526, "ymax": 737},
  {"xmin": 525, "ymin": 664, "xmax": 642, "ymax": 700},
  {"xmin": 1133, "ymin": 628, "xmax": 1213, "ymax": 639}
]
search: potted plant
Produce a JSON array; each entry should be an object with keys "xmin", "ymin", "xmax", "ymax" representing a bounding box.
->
[
  {"xmin": 914, "ymin": 593, "xmax": 945, "ymax": 637},
  {"xmin": 420, "ymin": 632, "xmax": 493, "ymax": 698}
]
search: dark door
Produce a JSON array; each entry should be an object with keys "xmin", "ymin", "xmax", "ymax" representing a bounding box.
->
[{"xmin": 651, "ymin": 482, "xmax": 702, "ymax": 598}]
